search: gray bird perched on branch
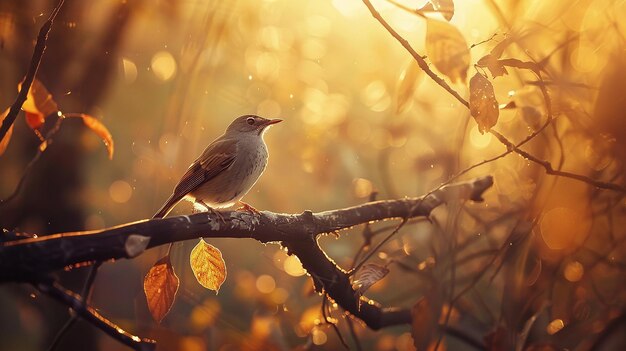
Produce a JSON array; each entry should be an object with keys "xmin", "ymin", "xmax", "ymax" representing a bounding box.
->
[{"xmin": 154, "ymin": 115, "xmax": 282, "ymax": 219}]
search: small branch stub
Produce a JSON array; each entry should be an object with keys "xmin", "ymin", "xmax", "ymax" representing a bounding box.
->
[{"xmin": 125, "ymin": 235, "xmax": 150, "ymax": 258}]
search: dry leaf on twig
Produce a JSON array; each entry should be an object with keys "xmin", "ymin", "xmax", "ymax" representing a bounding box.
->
[
  {"xmin": 190, "ymin": 239, "xmax": 227, "ymax": 292},
  {"xmin": 469, "ymin": 72, "xmax": 499, "ymax": 133},
  {"xmin": 144, "ymin": 255, "xmax": 179, "ymax": 323}
]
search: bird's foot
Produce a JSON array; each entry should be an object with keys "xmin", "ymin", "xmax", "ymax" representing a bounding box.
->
[
  {"xmin": 237, "ymin": 201, "xmax": 260, "ymax": 215},
  {"xmin": 197, "ymin": 200, "xmax": 228, "ymax": 224}
]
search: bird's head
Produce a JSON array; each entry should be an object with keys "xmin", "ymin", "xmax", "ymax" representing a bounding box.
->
[{"xmin": 226, "ymin": 115, "xmax": 282, "ymax": 136}]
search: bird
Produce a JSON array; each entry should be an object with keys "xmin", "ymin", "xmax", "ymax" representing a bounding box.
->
[{"xmin": 153, "ymin": 115, "xmax": 282, "ymax": 219}]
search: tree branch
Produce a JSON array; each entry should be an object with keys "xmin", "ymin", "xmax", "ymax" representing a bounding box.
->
[
  {"xmin": 0, "ymin": 0, "xmax": 65, "ymax": 142},
  {"xmin": 361, "ymin": 0, "xmax": 626, "ymax": 193},
  {"xmin": 1, "ymin": 176, "xmax": 492, "ymax": 331},
  {"xmin": 36, "ymin": 279, "xmax": 156, "ymax": 351}
]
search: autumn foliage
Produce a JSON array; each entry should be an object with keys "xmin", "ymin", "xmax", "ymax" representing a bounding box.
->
[{"xmin": 2, "ymin": 0, "xmax": 626, "ymax": 350}]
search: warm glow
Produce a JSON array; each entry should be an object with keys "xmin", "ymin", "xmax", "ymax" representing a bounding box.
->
[
  {"xmin": 151, "ymin": 51, "xmax": 177, "ymax": 81},
  {"xmin": 564, "ymin": 261, "xmax": 584, "ymax": 282},
  {"xmin": 255, "ymin": 274, "xmax": 276, "ymax": 293},
  {"xmin": 109, "ymin": 180, "xmax": 132, "ymax": 203},
  {"xmin": 547, "ymin": 319, "xmax": 565, "ymax": 335},
  {"xmin": 283, "ymin": 255, "xmax": 306, "ymax": 277}
]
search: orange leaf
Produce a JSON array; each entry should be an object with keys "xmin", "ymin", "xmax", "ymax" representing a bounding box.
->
[
  {"xmin": 411, "ymin": 293, "xmax": 443, "ymax": 351},
  {"xmin": 469, "ymin": 73, "xmax": 499, "ymax": 133},
  {"xmin": 18, "ymin": 79, "xmax": 59, "ymax": 131},
  {"xmin": 66, "ymin": 113, "xmax": 114, "ymax": 159},
  {"xmin": 144, "ymin": 255, "xmax": 179, "ymax": 323},
  {"xmin": 0, "ymin": 109, "xmax": 13, "ymax": 156},
  {"xmin": 25, "ymin": 112, "xmax": 46, "ymax": 137},
  {"xmin": 190, "ymin": 239, "xmax": 227, "ymax": 292},
  {"xmin": 425, "ymin": 18, "xmax": 469, "ymax": 83}
]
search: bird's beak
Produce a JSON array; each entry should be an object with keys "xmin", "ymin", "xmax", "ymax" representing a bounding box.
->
[{"xmin": 264, "ymin": 118, "xmax": 282, "ymax": 126}]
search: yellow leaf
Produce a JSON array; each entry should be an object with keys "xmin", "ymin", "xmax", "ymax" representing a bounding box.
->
[
  {"xmin": 396, "ymin": 61, "xmax": 423, "ymax": 113},
  {"xmin": 66, "ymin": 113, "xmax": 114, "ymax": 159},
  {"xmin": 190, "ymin": 239, "xmax": 227, "ymax": 292},
  {"xmin": 425, "ymin": 18, "xmax": 469, "ymax": 83},
  {"xmin": 18, "ymin": 79, "xmax": 59, "ymax": 131},
  {"xmin": 0, "ymin": 109, "xmax": 13, "ymax": 156},
  {"xmin": 469, "ymin": 73, "xmax": 499, "ymax": 133},
  {"xmin": 144, "ymin": 255, "xmax": 179, "ymax": 323}
]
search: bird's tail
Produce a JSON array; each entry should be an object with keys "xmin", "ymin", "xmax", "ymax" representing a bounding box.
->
[{"xmin": 153, "ymin": 195, "xmax": 178, "ymax": 219}]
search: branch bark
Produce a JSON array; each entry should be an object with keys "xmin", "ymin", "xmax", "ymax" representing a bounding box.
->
[{"xmin": 1, "ymin": 176, "xmax": 492, "ymax": 332}]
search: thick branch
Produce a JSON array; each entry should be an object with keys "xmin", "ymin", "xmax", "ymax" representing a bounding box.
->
[
  {"xmin": 0, "ymin": 0, "xmax": 65, "ymax": 142},
  {"xmin": 2, "ymin": 176, "xmax": 492, "ymax": 332},
  {"xmin": 0, "ymin": 176, "xmax": 492, "ymax": 283}
]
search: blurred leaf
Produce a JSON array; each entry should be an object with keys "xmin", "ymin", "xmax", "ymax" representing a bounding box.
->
[
  {"xmin": 469, "ymin": 73, "xmax": 499, "ymax": 133},
  {"xmin": 190, "ymin": 239, "xmax": 227, "ymax": 292},
  {"xmin": 144, "ymin": 254, "xmax": 179, "ymax": 323},
  {"xmin": 477, "ymin": 54, "xmax": 508, "ymax": 78},
  {"xmin": 499, "ymin": 100, "xmax": 517, "ymax": 109},
  {"xmin": 484, "ymin": 326, "xmax": 510, "ymax": 351},
  {"xmin": 426, "ymin": 18, "xmax": 469, "ymax": 83},
  {"xmin": 351, "ymin": 263, "xmax": 389, "ymax": 295},
  {"xmin": 0, "ymin": 109, "xmax": 13, "ymax": 156},
  {"xmin": 499, "ymin": 58, "xmax": 543, "ymax": 73},
  {"xmin": 418, "ymin": 0, "xmax": 455, "ymax": 21},
  {"xmin": 490, "ymin": 37, "xmax": 514, "ymax": 59},
  {"xmin": 521, "ymin": 106, "xmax": 542, "ymax": 130},
  {"xmin": 396, "ymin": 62, "xmax": 423, "ymax": 113},
  {"xmin": 66, "ymin": 113, "xmax": 114, "ymax": 159},
  {"xmin": 411, "ymin": 293, "xmax": 442, "ymax": 351},
  {"xmin": 18, "ymin": 79, "xmax": 59, "ymax": 135}
]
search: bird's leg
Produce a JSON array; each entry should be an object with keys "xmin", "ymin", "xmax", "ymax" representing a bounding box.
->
[
  {"xmin": 237, "ymin": 201, "xmax": 261, "ymax": 214},
  {"xmin": 197, "ymin": 200, "xmax": 227, "ymax": 224}
]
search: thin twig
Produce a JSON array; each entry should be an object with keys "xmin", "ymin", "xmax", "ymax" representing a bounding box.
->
[
  {"xmin": 47, "ymin": 262, "xmax": 102, "ymax": 351},
  {"xmin": 0, "ymin": 0, "xmax": 65, "ymax": 142},
  {"xmin": 36, "ymin": 279, "xmax": 156, "ymax": 351},
  {"xmin": 350, "ymin": 218, "xmax": 408, "ymax": 275},
  {"xmin": 1, "ymin": 115, "xmax": 64, "ymax": 206},
  {"xmin": 322, "ymin": 295, "xmax": 349, "ymax": 349},
  {"xmin": 345, "ymin": 316, "xmax": 363, "ymax": 351},
  {"xmin": 362, "ymin": 0, "xmax": 626, "ymax": 193}
]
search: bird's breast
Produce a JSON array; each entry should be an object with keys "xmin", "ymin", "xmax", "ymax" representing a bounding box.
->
[{"xmin": 191, "ymin": 139, "xmax": 269, "ymax": 208}]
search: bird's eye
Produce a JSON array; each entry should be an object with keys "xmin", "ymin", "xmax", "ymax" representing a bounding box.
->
[{"xmin": 246, "ymin": 117, "xmax": 255, "ymax": 125}]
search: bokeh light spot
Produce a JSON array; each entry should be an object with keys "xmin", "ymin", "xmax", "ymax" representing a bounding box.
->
[
  {"xmin": 311, "ymin": 328, "xmax": 327, "ymax": 345},
  {"xmin": 353, "ymin": 178, "xmax": 373, "ymax": 198},
  {"xmin": 284, "ymin": 255, "xmax": 306, "ymax": 277},
  {"xmin": 255, "ymin": 274, "xmax": 276, "ymax": 293},
  {"xmin": 151, "ymin": 51, "xmax": 177, "ymax": 81},
  {"xmin": 547, "ymin": 319, "xmax": 565, "ymax": 335},
  {"xmin": 470, "ymin": 125, "xmax": 492, "ymax": 148},
  {"xmin": 121, "ymin": 58, "xmax": 137, "ymax": 84},
  {"xmin": 109, "ymin": 180, "xmax": 132, "ymax": 203},
  {"xmin": 564, "ymin": 261, "xmax": 584, "ymax": 282}
]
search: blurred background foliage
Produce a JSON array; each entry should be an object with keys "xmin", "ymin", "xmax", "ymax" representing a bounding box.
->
[{"xmin": 1, "ymin": 0, "xmax": 626, "ymax": 350}]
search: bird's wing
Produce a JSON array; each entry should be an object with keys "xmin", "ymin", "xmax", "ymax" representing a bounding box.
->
[{"xmin": 153, "ymin": 138, "xmax": 237, "ymax": 218}]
